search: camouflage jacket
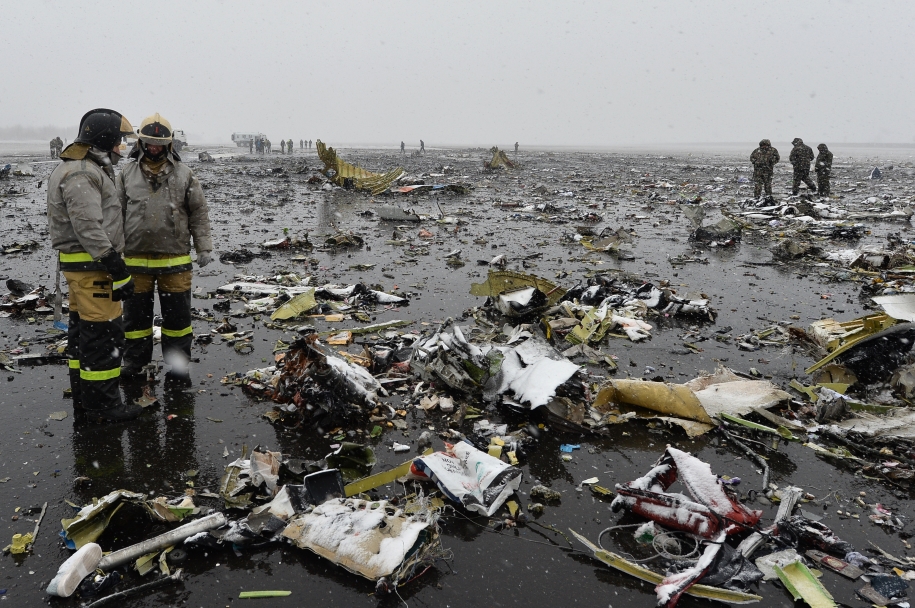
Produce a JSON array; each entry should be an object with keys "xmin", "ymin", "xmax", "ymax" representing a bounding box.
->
[
  {"xmin": 815, "ymin": 150, "xmax": 833, "ymax": 174},
  {"xmin": 750, "ymin": 147, "xmax": 780, "ymax": 173},
  {"xmin": 789, "ymin": 143, "xmax": 814, "ymax": 168}
]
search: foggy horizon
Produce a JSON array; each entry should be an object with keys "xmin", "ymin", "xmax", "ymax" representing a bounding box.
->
[{"xmin": 5, "ymin": 0, "xmax": 914, "ymax": 147}]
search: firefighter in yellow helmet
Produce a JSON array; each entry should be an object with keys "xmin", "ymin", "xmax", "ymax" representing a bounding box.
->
[
  {"xmin": 116, "ymin": 113, "xmax": 213, "ymax": 382},
  {"xmin": 47, "ymin": 109, "xmax": 141, "ymax": 423}
]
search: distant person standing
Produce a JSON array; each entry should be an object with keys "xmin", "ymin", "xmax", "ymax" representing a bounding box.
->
[
  {"xmin": 287, "ymin": 139, "xmax": 293, "ymax": 154},
  {"xmin": 266, "ymin": 139, "xmax": 271, "ymax": 154},
  {"xmin": 789, "ymin": 137, "xmax": 817, "ymax": 195},
  {"xmin": 300, "ymin": 139, "xmax": 303, "ymax": 150},
  {"xmin": 249, "ymin": 139, "xmax": 253, "ymax": 154},
  {"xmin": 309, "ymin": 140, "xmax": 312, "ymax": 149},
  {"xmin": 815, "ymin": 143, "xmax": 833, "ymax": 197},
  {"xmin": 514, "ymin": 142, "xmax": 519, "ymax": 154},
  {"xmin": 400, "ymin": 141, "xmax": 405, "ymax": 155},
  {"xmin": 419, "ymin": 140, "xmax": 425, "ymax": 153},
  {"xmin": 750, "ymin": 139, "xmax": 780, "ymax": 200},
  {"xmin": 280, "ymin": 139, "xmax": 286, "ymax": 154},
  {"xmin": 49, "ymin": 138, "xmax": 57, "ymax": 158}
]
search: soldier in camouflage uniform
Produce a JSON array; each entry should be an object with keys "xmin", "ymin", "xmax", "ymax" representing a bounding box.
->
[
  {"xmin": 815, "ymin": 143, "xmax": 833, "ymax": 197},
  {"xmin": 750, "ymin": 139, "xmax": 780, "ymax": 199},
  {"xmin": 789, "ymin": 137, "xmax": 817, "ymax": 195}
]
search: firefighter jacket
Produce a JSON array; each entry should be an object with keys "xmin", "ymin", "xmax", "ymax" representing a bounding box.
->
[{"xmin": 47, "ymin": 143, "xmax": 125, "ymax": 271}]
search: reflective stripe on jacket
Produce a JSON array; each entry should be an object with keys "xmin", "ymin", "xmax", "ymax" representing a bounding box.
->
[{"xmin": 124, "ymin": 253, "xmax": 193, "ymax": 274}]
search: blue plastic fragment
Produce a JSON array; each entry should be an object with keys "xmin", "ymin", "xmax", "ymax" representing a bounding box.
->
[
  {"xmin": 559, "ymin": 444, "xmax": 580, "ymax": 453},
  {"xmin": 59, "ymin": 529, "xmax": 76, "ymax": 550}
]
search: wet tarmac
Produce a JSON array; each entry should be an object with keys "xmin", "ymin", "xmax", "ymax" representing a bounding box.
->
[{"xmin": 2, "ymin": 143, "xmax": 915, "ymax": 606}]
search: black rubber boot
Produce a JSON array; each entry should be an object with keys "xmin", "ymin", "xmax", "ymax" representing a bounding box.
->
[
  {"xmin": 161, "ymin": 289, "xmax": 193, "ymax": 372},
  {"xmin": 95, "ymin": 401, "xmax": 143, "ymax": 423},
  {"xmin": 67, "ymin": 310, "xmax": 82, "ymax": 410},
  {"xmin": 122, "ymin": 287, "xmax": 154, "ymax": 375},
  {"xmin": 79, "ymin": 317, "xmax": 126, "ymax": 413}
]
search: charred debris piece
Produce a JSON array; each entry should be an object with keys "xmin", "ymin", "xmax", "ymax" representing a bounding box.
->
[
  {"xmin": 470, "ymin": 269, "xmax": 715, "ymax": 342},
  {"xmin": 1, "ymin": 280, "xmax": 60, "ymax": 319},
  {"xmin": 213, "ymin": 274, "xmax": 408, "ymax": 319},
  {"xmin": 410, "ymin": 320, "xmax": 599, "ymax": 433},
  {"xmin": 229, "ymin": 335, "xmax": 383, "ymax": 428}
]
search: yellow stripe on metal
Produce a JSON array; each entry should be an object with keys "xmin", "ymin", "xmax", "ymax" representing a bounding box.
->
[
  {"xmin": 60, "ymin": 252, "xmax": 94, "ymax": 262},
  {"xmin": 161, "ymin": 325, "xmax": 192, "ymax": 338},
  {"xmin": 68, "ymin": 359, "xmax": 80, "ymax": 369},
  {"xmin": 124, "ymin": 255, "xmax": 192, "ymax": 269},
  {"xmin": 80, "ymin": 367, "xmax": 120, "ymax": 381},
  {"xmin": 344, "ymin": 448, "xmax": 433, "ymax": 497},
  {"xmin": 125, "ymin": 328, "xmax": 154, "ymax": 340}
]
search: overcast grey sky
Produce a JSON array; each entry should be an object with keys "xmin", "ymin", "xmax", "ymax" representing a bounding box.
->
[{"xmin": 3, "ymin": 0, "xmax": 913, "ymax": 146}]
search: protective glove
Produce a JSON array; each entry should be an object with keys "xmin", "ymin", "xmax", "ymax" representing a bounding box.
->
[
  {"xmin": 98, "ymin": 249, "xmax": 135, "ymax": 301},
  {"xmin": 197, "ymin": 251, "xmax": 214, "ymax": 268},
  {"xmin": 112, "ymin": 277, "xmax": 135, "ymax": 302}
]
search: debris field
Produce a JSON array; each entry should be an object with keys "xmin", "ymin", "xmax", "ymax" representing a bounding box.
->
[{"xmin": 3, "ymin": 143, "xmax": 915, "ymax": 607}]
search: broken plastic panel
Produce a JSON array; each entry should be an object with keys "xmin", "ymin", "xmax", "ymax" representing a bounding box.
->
[
  {"xmin": 270, "ymin": 289, "xmax": 317, "ymax": 321},
  {"xmin": 60, "ymin": 490, "xmax": 147, "ymax": 550},
  {"xmin": 281, "ymin": 497, "xmax": 441, "ymax": 583},
  {"xmin": 592, "ymin": 367, "xmax": 791, "ymax": 437},
  {"xmin": 773, "ymin": 560, "xmax": 837, "ymax": 608}
]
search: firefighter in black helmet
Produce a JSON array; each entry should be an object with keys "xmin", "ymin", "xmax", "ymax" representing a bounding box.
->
[
  {"xmin": 116, "ymin": 113, "xmax": 213, "ymax": 382},
  {"xmin": 47, "ymin": 109, "xmax": 141, "ymax": 423}
]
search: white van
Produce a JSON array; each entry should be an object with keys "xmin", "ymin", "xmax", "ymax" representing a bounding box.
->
[{"xmin": 231, "ymin": 132, "xmax": 266, "ymax": 147}]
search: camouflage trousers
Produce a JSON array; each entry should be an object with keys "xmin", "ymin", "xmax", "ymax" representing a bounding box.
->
[
  {"xmin": 753, "ymin": 171, "xmax": 773, "ymax": 198},
  {"xmin": 792, "ymin": 169, "xmax": 817, "ymax": 195},
  {"xmin": 816, "ymin": 171, "xmax": 830, "ymax": 197}
]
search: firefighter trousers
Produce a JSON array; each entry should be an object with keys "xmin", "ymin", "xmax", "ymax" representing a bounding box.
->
[
  {"xmin": 63, "ymin": 271, "xmax": 124, "ymax": 411},
  {"xmin": 122, "ymin": 271, "xmax": 193, "ymax": 373}
]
